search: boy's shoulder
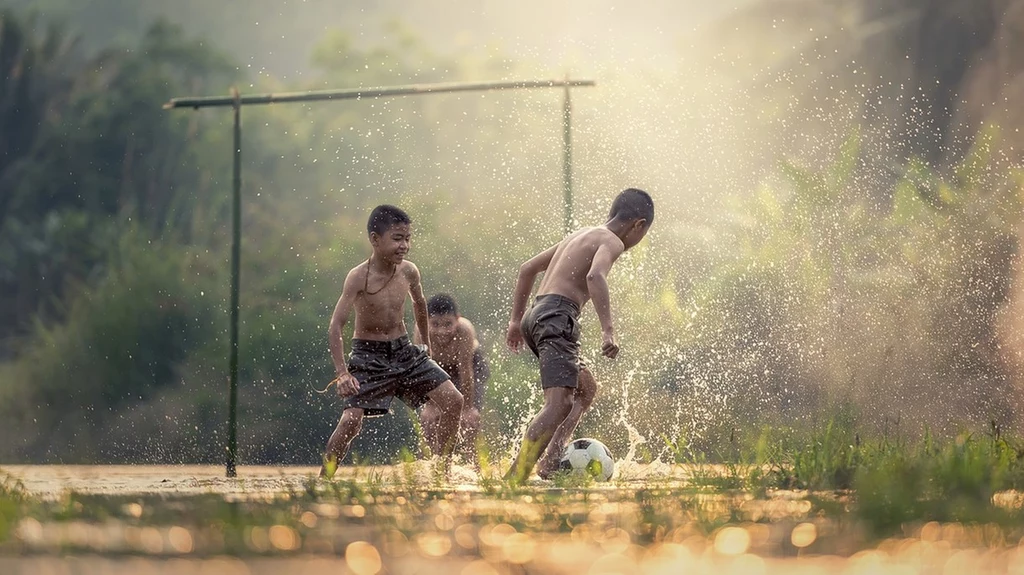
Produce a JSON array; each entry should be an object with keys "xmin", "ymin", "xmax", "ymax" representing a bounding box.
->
[
  {"xmin": 566, "ymin": 226, "xmax": 623, "ymax": 249},
  {"xmin": 568, "ymin": 225, "xmax": 616, "ymax": 239},
  {"xmin": 346, "ymin": 258, "xmax": 419, "ymax": 274},
  {"xmin": 399, "ymin": 259, "xmax": 420, "ymax": 278},
  {"xmin": 457, "ymin": 316, "xmax": 476, "ymax": 333},
  {"xmin": 341, "ymin": 259, "xmax": 419, "ymax": 290},
  {"xmin": 343, "ymin": 260, "xmax": 369, "ymax": 283}
]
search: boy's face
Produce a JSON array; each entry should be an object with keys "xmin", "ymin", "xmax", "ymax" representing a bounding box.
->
[
  {"xmin": 623, "ymin": 219, "xmax": 651, "ymax": 250},
  {"xmin": 370, "ymin": 223, "xmax": 412, "ymax": 263},
  {"xmin": 428, "ymin": 313, "xmax": 459, "ymax": 342}
]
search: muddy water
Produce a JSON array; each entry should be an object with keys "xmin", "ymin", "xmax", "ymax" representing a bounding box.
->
[{"xmin": 3, "ymin": 465, "xmax": 324, "ymax": 499}]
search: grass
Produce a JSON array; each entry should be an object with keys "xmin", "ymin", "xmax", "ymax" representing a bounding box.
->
[
  {"xmin": 661, "ymin": 419, "xmax": 1024, "ymax": 538},
  {"xmin": 4, "ymin": 422, "xmax": 1024, "ymax": 560},
  {"xmin": 0, "ymin": 470, "xmax": 29, "ymax": 543}
]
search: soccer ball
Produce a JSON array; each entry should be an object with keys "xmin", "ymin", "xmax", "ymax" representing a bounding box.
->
[{"xmin": 558, "ymin": 438, "xmax": 615, "ymax": 482}]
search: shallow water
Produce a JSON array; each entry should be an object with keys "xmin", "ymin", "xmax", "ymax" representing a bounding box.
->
[{"xmin": 3, "ymin": 464, "xmax": 324, "ymax": 499}]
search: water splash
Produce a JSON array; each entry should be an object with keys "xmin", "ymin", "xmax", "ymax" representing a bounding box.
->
[{"xmin": 616, "ymin": 366, "xmax": 647, "ymax": 465}]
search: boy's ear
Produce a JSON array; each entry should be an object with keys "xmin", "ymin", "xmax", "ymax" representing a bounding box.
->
[{"xmin": 369, "ymin": 232, "xmax": 380, "ymax": 246}]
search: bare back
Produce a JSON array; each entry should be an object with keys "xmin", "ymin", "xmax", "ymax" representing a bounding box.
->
[{"xmin": 536, "ymin": 227, "xmax": 624, "ymax": 307}]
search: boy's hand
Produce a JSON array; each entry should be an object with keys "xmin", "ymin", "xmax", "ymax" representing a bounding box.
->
[
  {"xmin": 506, "ymin": 321, "xmax": 524, "ymax": 353},
  {"xmin": 334, "ymin": 372, "xmax": 360, "ymax": 397},
  {"xmin": 601, "ymin": 330, "xmax": 619, "ymax": 359}
]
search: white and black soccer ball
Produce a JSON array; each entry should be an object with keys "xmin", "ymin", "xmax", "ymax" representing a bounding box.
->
[{"xmin": 558, "ymin": 438, "xmax": 615, "ymax": 482}]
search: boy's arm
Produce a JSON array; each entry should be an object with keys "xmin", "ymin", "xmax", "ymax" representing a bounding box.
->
[
  {"xmin": 457, "ymin": 320, "xmax": 477, "ymax": 410},
  {"xmin": 329, "ymin": 269, "xmax": 362, "ymax": 396},
  {"xmin": 507, "ymin": 244, "xmax": 558, "ymax": 352},
  {"xmin": 586, "ymin": 238, "xmax": 625, "ymax": 359},
  {"xmin": 407, "ymin": 263, "xmax": 432, "ymax": 356}
]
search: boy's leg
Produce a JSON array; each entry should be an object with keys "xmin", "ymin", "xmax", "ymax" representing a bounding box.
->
[
  {"xmin": 459, "ymin": 406, "xmax": 482, "ymax": 461},
  {"xmin": 423, "ymin": 380, "xmax": 464, "ymax": 459},
  {"xmin": 460, "ymin": 350, "xmax": 488, "ymax": 461},
  {"xmin": 420, "ymin": 402, "xmax": 441, "ymax": 455},
  {"xmin": 536, "ymin": 367, "xmax": 598, "ymax": 479},
  {"xmin": 320, "ymin": 407, "xmax": 365, "ymax": 478},
  {"xmin": 503, "ymin": 386, "xmax": 575, "ymax": 484}
]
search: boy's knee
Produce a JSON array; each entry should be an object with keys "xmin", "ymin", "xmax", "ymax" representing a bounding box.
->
[
  {"xmin": 432, "ymin": 385, "xmax": 463, "ymax": 414},
  {"xmin": 445, "ymin": 388, "xmax": 464, "ymax": 412},
  {"xmin": 548, "ymin": 389, "xmax": 575, "ymax": 415},
  {"xmin": 340, "ymin": 410, "xmax": 364, "ymax": 433},
  {"xmin": 428, "ymin": 380, "xmax": 463, "ymax": 411},
  {"xmin": 421, "ymin": 403, "xmax": 440, "ymax": 422},
  {"xmin": 577, "ymin": 370, "xmax": 598, "ymax": 403}
]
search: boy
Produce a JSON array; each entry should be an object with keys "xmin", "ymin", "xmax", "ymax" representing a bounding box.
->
[
  {"xmin": 504, "ymin": 188, "xmax": 654, "ymax": 483},
  {"xmin": 418, "ymin": 293, "xmax": 490, "ymax": 459},
  {"xmin": 321, "ymin": 205, "xmax": 464, "ymax": 478}
]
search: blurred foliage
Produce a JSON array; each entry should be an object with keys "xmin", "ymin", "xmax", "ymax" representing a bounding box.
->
[
  {"xmin": 0, "ymin": 11, "xmax": 237, "ymax": 346},
  {"xmin": 0, "ymin": 230, "xmax": 214, "ymax": 461},
  {"xmin": 622, "ymin": 126, "xmax": 1021, "ymax": 462},
  {"xmin": 0, "ymin": 470, "xmax": 27, "ymax": 543}
]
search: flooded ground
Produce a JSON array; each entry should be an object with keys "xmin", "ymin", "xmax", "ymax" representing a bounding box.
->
[
  {"xmin": 3, "ymin": 464, "xmax": 1024, "ymax": 574},
  {"xmin": 3, "ymin": 465, "xmax": 324, "ymax": 499}
]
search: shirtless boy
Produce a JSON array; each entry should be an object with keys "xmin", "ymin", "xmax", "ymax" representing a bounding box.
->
[
  {"xmin": 504, "ymin": 188, "xmax": 654, "ymax": 483},
  {"xmin": 321, "ymin": 205, "xmax": 464, "ymax": 478},
  {"xmin": 418, "ymin": 294, "xmax": 490, "ymax": 459}
]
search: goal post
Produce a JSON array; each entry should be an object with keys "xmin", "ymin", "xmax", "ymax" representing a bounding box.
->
[{"xmin": 165, "ymin": 78, "xmax": 596, "ymax": 477}]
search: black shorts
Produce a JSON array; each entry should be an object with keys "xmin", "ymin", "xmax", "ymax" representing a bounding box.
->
[
  {"xmin": 442, "ymin": 348, "xmax": 490, "ymax": 409},
  {"xmin": 344, "ymin": 336, "xmax": 451, "ymax": 417},
  {"xmin": 520, "ymin": 294, "xmax": 583, "ymax": 389}
]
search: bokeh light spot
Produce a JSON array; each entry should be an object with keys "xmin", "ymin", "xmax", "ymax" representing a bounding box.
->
[{"xmin": 345, "ymin": 541, "xmax": 382, "ymax": 575}]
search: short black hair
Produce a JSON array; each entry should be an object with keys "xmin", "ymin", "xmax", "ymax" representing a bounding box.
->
[
  {"xmin": 608, "ymin": 188, "xmax": 654, "ymax": 224},
  {"xmin": 367, "ymin": 204, "xmax": 412, "ymax": 236},
  {"xmin": 427, "ymin": 293, "xmax": 458, "ymax": 316}
]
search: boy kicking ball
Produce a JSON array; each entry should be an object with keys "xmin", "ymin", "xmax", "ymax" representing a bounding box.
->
[{"xmin": 504, "ymin": 189, "xmax": 654, "ymax": 483}]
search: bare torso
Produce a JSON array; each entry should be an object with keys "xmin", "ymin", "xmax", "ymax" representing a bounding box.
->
[
  {"xmin": 432, "ymin": 318, "xmax": 479, "ymax": 370},
  {"xmin": 351, "ymin": 259, "xmax": 415, "ymax": 340},
  {"xmin": 536, "ymin": 227, "xmax": 623, "ymax": 307}
]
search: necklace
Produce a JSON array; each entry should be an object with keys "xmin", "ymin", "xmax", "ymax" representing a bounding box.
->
[{"xmin": 364, "ymin": 256, "xmax": 398, "ymax": 295}]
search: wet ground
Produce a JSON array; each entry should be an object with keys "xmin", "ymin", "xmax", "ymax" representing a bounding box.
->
[
  {"xmin": 3, "ymin": 465, "xmax": 323, "ymax": 499},
  {"xmin": 3, "ymin": 464, "xmax": 1024, "ymax": 574}
]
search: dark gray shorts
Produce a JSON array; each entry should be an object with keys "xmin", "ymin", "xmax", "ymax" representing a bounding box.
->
[
  {"xmin": 441, "ymin": 347, "xmax": 490, "ymax": 409},
  {"xmin": 345, "ymin": 336, "xmax": 451, "ymax": 417},
  {"xmin": 521, "ymin": 294, "xmax": 583, "ymax": 389}
]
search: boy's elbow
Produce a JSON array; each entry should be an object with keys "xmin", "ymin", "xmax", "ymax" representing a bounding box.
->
[
  {"xmin": 586, "ymin": 271, "xmax": 606, "ymax": 284},
  {"xmin": 328, "ymin": 318, "xmax": 343, "ymax": 338}
]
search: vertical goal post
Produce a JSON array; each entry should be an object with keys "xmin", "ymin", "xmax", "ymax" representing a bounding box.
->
[{"xmin": 164, "ymin": 78, "xmax": 596, "ymax": 477}]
